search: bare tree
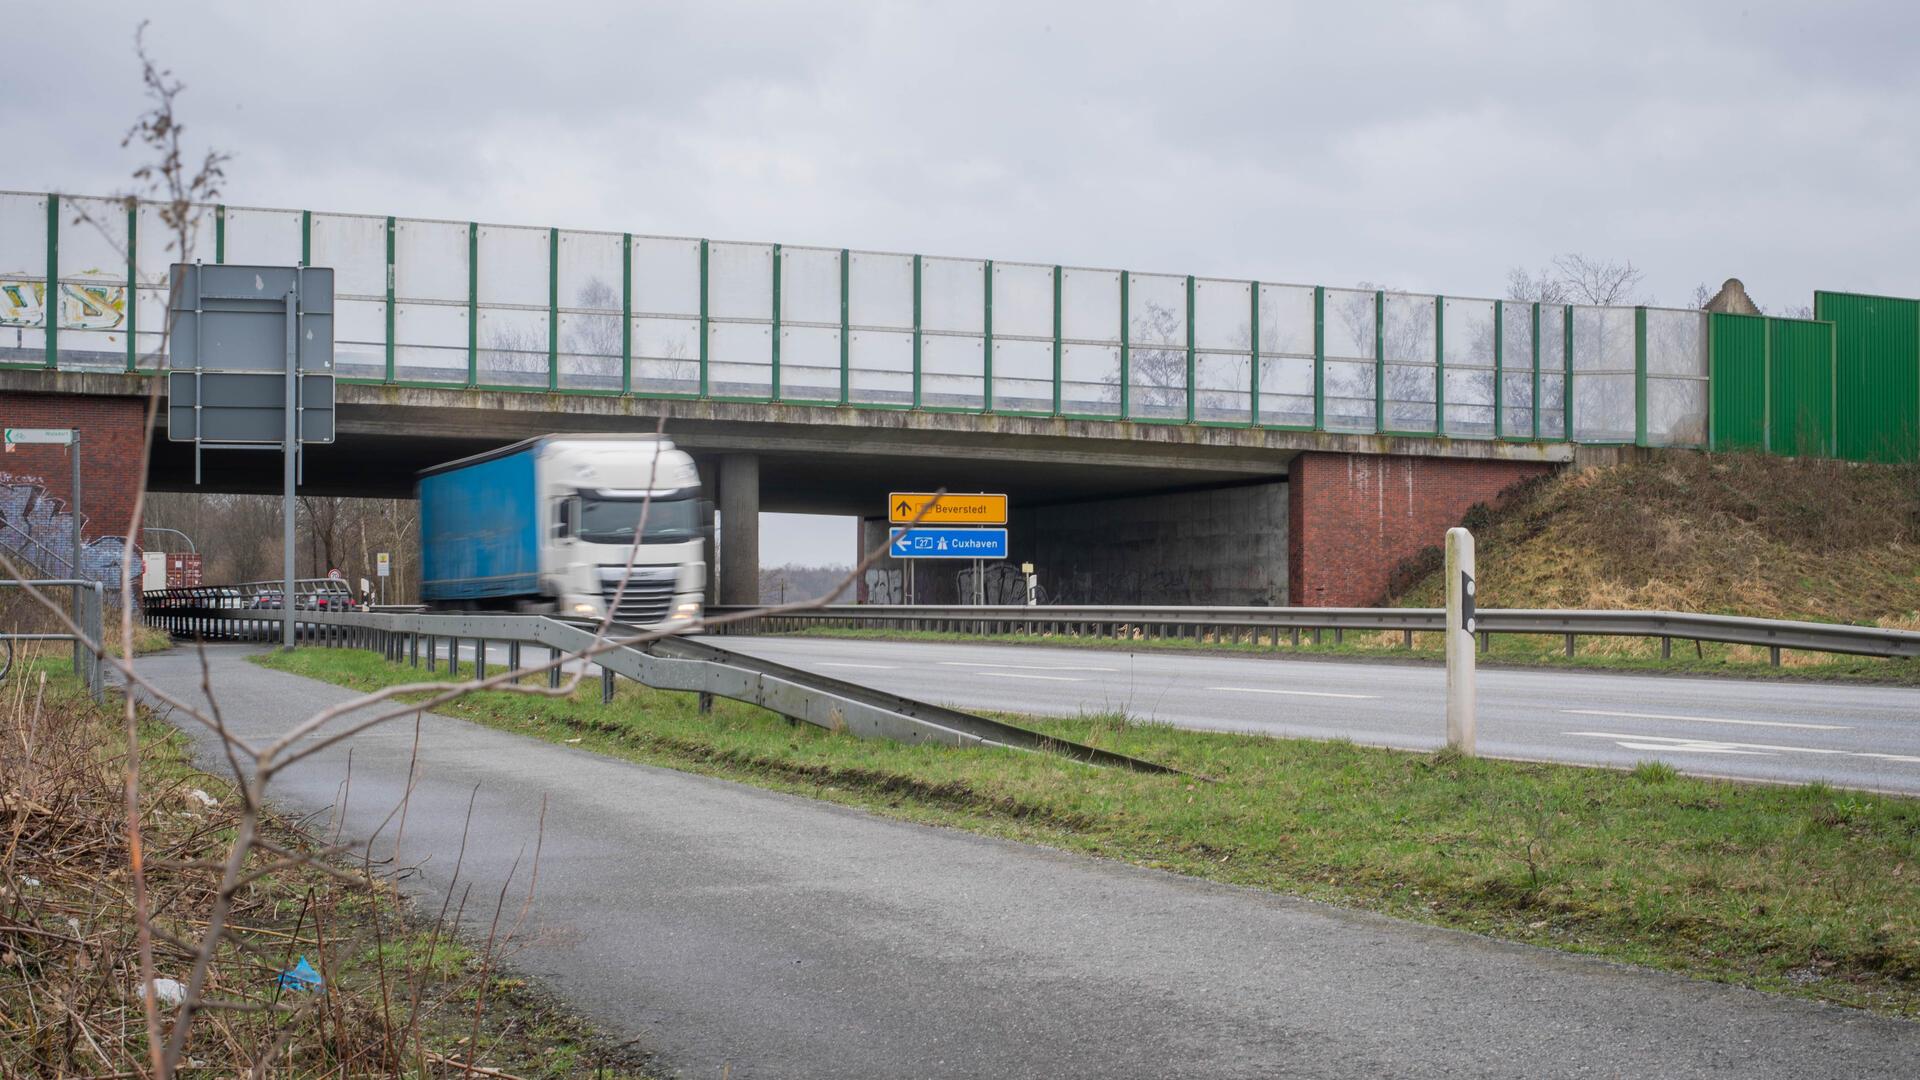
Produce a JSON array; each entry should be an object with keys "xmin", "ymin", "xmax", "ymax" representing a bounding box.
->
[{"xmin": 1507, "ymin": 255, "xmax": 1645, "ymax": 306}]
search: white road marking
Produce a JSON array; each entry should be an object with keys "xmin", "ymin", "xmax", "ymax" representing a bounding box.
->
[
  {"xmin": 981, "ymin": 672, "xmax": 1084, "ymax": 682},
  {"xmin": 1560, "ymin": 708, "xmax": 1849, "ymax": 731},
  {"xmin": 1856, "ymin": 752, "xmax": 1920, "ymax": 764},
  {"xmin": 815, "ymin": 662, "xmax": 897, "ymax": 670},
  {"xmin": 940, "ymin": 661, "xmax": 1117, "ymax": 672},
  {"xmin": 1564, "ymin": 732, "xmax": 1920, "ymax": 766},
  {"xmin": 1206, "ymin": 686, "xmax": 1379, "ymax": 700}
]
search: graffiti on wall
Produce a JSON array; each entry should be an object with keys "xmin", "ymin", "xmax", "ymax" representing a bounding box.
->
[
  {"xmin": 0, "ymin": 474, "xmax": 134, "ymax": 590},
  {"xmin": 0, "ymin": 277, "xmax": 128, "ymax": 330}
]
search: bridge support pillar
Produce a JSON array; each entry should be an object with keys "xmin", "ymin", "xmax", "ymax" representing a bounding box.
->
[
  {"xmin": 718, "ymin": 454, "xmax": 760, "ymax": 606},
  {"xmin": 1286, "ymin": 452, "xmax": 1553, "ymax": 607}
]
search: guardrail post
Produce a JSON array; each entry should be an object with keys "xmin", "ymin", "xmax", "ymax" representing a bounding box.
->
[
  {"xmin": 427, "ymin": 636, "xmax": 437, "ymax": 672},
  {"xmin": 508, "ymin": 641, "xmax": 521, "ymax": 675},
  {"xmin": 1563, "ymin": 633, "xmax": 1574, "ymax": 657},
  {"xmin": 448, "ymin": 639, "xmax": 460, "ymax": 676},
  {"xmin": 601, "ymin": 664, "xmax": 615, "ymax": 704},
  {"xmin": 1770, "ymin": 646, "xmax": 1781, "ymax": 667},
  {"xmin": 475, "ymin": 640, "xmax": 487, "ymax": 680},
  {"xmin": 1445, "ymin": 527, "xmax": 1476, "ymax": 756},
  {"xmin": 549, "ymin": 646, "xmax": 562, "ymax": 689}
]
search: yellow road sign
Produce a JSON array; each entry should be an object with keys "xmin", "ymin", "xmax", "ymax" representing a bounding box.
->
[{"xmin": 888, "ymin": 492, "xmax": 1008, "ymax": 525}]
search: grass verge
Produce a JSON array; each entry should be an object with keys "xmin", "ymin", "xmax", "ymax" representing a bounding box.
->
[
  {"xmin": 748, "ymin": 626, "xmax": 1920, "ymax": 685},
  {"xmin": 258, "ymin": 645, "xmax": 1920, "ymax": 1019},
  {"xmin": 1, "ymin": 648, "xmax": 655, "ymax": 1078}
]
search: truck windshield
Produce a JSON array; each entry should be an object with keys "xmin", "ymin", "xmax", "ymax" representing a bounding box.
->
[{"xmin": 577, "ymin": 493, "xmax": 701, "ymax": 545}]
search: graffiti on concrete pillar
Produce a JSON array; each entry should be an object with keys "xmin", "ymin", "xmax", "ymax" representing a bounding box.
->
[
  {"xmin": 863, "ymin": 567, "xmax": 904, "ymax": 605},
  {"xmin": 0, "ymin": 474, "xmax": 135, "ymax": 591}
]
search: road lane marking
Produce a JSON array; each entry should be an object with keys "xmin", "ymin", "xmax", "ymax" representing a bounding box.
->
[
  {"xmin": 1563, "ymin": 732, "xmax": 1920, "ymax": 767},
  {"xmin": 815, "ymin": 662, "xmax": 897, "ymax": 670},
  {"xmin": 1560, "ymin": 708, "xmax": 1849, "ymax": 731},
  {"xmin": 981, "ymin": 672, "xmax": 1084, "ymax": 682},
  {"xmin": 1206, "ymin": 686, "xmax": 1379, "ymax": 700},
  {"xmin": 939, "ymin": 661, "xmax": 1117, "ymax": 672},
  {"xmin": 1857, "ymin": 753, "xmax": 1920, "ymax": 764}
]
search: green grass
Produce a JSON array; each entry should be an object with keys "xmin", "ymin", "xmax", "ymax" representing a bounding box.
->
[
  {"xmin": 747, "ymin": 625, "xmax": 1920, "ymax": 685},
  {"xmin": 258, "ymin": 646, "xmax": 1920, "ymax": 1018}
]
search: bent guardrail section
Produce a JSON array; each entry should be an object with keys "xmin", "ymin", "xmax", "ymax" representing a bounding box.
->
[
  {"xmin": 703, "ymin": 604, "xmax": 1920, "ymax": 661},
  {"xmin": 139, "ymin": 605, "xmax": 1179, "ymax": 774}
]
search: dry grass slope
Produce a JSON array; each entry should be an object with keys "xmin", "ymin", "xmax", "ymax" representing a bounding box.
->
[{"xmin": 1398, "ymin": 452, "xmax": 1920, "ymax": 627}]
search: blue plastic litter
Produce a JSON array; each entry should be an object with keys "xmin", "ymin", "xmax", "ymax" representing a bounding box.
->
[{"xmin": 276, "ymin": 956, "xmax": 324, "ymax": 993}]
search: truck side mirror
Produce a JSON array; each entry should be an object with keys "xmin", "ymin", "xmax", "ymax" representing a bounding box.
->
[{"xmin": 555, "ymin": 497, "xmax": 573, "ymax": 540}]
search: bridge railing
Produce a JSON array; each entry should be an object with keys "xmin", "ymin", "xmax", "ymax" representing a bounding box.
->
[{"xmin": 703, "ymin": 604, "xmax": 1920, "ymax": 665}]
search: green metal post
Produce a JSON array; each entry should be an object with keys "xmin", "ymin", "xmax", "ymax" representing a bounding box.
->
[
  {"xmin": 1185, "ymin": 275, "xmax": 1196, "ymax": 424},
  {"xmin": 384, "ymin": 216, "xmax": 396, "ymax": 383},
  {"xmin": 300, "ymin": 210, "xmax": 310, "ymax": 265},
  {"xmin": 1763, "ymin": 316, "xmax": 1773, "ymax": 454},
  {"xmin": 1705, "ymin": 312, "xmax": 1715, "ymax": 449},
  {"xmin": 621, "ymin": 233, "xmax": 632, "ymax": 394},
  {"xmin": 771, "ymin": 243, "xmax": 782, "ymax": 400},
  {"xmin": 214, "ymin": 204, "xmax": 226, "ymax": 263},
  {"xmin": 982, "ymin": 260, "xmax": 994, "ymax": 412},
  {"xmin": 1312, "ymin": 285, "xmax": 1325, "ymax": 430},
  {"xmin": 466, "ymin": 223, "xmax": 478, "ymax": 388},
  {"xmin": 1373, "ymin": 289, "xmax": 1385, "ymax": 431},
  {"xmin": 1119, "ymin": 270, "xmax": 1131, "ymax": 420},
  {"xmin": 1248, "ymin": 281, "xmax": 1261, "ymax": 424},
  {"xmin": 1434, "ymin": 296, "xmax": 1446, "ymax": 435},
  {"xmin": 1531, "ymin": 301, "xmax": 1542, "ymax": 441},
  {"xmin": 839, "ymin": 248, "xmax": 850, "ymax": 405},
  {"xmin": 547, "ymin": 227, "xmax": 559, "ymax": 392},
  {"xmin": 1563, "ymin": 305, "xmax": 1574, "ymax": 442},
  {"xmin": 1051, "ymin": 266, "xmax": 1063, "ymax": 415},
  {"xmin": 1634, "ymin": 306, "xmax": 1648, "ymax": 446},
  {"xmin": 698, "ymin": 238, "xmax": 710, "ymax": 397},
  {"xmin": 44, "ymin": 195, "xmax": 57, "ymax": 369},
  {"xmin": 911, "ymin": 253, "xmax": 922, "ymax": 409},
  {"xmin": 1492, "ymin": 301, "xmax": 1503, "ymax": 438},
  {"xmin": 125, "ymin": 203, "xmax": 137, "ymax": 372}
]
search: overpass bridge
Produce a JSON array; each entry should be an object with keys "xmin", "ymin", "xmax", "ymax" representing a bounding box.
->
[{"xmin": 3, "ymin": 189, "xmax": 1914, "ymax": 606}]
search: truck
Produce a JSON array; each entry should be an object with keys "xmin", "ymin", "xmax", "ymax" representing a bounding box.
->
[{"xmin": 417, "ymin": 434, "xmax": 706, "ymax": 628}]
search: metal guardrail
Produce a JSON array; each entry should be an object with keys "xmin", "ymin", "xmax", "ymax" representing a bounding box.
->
[
  {"xmin": 144, "ymin": 578, "xmax": 360, "ymax": 613},
  {"xmin": 139, "ymin": 605, "xmax": 1178, "ymax": 773},
  {"xmin": 2, "ymin": 578, "xmax": 106, "ymax": 700},
  {"xmin": 704, "ymin": 604, "xmax": 1920, "ymax": 664}
]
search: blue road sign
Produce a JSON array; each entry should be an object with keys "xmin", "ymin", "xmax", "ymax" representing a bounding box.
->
[{"xmin": 889, "ymin": 527, "xmax": 1008, "ymax": 560}]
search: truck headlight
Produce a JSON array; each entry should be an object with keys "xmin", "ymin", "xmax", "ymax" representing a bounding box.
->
[
  {"xmin": 572, "ymin": 602, "xmax": 599, "ymax": 615},
  {"xmin": 673, "ymin": 601, "xmax": 701, "ymax": 619}
]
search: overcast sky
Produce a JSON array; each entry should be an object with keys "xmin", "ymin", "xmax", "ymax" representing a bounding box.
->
[{"xmin": 7, "ymin": 1, "xmax": 1917, "ymax": 564}]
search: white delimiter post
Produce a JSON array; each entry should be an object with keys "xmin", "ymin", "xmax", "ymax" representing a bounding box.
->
[{"xmin": 1444, "ymin": 526, "xmax": 1477, "ymax": 755}]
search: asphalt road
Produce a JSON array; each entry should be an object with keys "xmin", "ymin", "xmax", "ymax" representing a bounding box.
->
[
  {"xmin": 133, "ymin": 645, "xmax": 1919, "ymax": 1079},
  {"xmin": 688, "ymin": 636, "xmax": 1920, "ymax": 794}
]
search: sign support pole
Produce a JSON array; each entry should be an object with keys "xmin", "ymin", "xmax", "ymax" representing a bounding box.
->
[
  {"xmin": 283, "ymin": 286, "xmax": 298, "ymax": 651},
  {"xmin": 1445, "ymin": 526, "xmax": 1476, "ymax": 755},
  {"xmin": 71, "ymin": 433, "xmax": 81, "ymax": 669}
]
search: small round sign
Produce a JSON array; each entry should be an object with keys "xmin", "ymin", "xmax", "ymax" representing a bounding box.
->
[{"xmin": 327, "ymin": 568, "xmax": 344, "ymax": 581}]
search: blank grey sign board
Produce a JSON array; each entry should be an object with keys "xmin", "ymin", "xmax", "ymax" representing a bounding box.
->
[{"xmin": 167, "ymin": 371, "xmax": 337, "ymax": 444}]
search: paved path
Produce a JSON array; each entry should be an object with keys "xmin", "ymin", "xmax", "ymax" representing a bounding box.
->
[
  {"xmin": 133, "ymin": 646, "xmax": 1919, "ymax": 1079},
  {"xmin": 699, "ymin": 635, "xmax": 1920, "ymax": 793}
]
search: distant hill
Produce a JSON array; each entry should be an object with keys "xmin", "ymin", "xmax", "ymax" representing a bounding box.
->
[
  {"xmin": 759, "ymin": 564, "xmax": 856, "ymax": 605},
  {"xmin": 1394, "ymin": 452, "xmax": 1920, "ymax": 629}
]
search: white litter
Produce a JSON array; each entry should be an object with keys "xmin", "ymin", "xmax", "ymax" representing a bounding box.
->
[
  {"xmin": 143, "ymin": 978, "xmax": 188, "ymax": 1007},
  {"xmin": 21, "ymin": 877, "xmax": 39, "ymax": 888},
  {"xmin": 187, "ymin": 789, "xmax": 219, "ymax": 808}
]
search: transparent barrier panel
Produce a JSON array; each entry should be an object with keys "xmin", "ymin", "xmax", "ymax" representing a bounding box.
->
[
  {"xmin": 1195, "ymin": 352, "xmax": 1251, "ymax": 423},
  {"xmin": 1060, "ymin": 342, "xmax": 1121, "ymax": 417},
  {"xmin": 55, "ymin": 196, "xmax": 129, "ymax": 370},
  {"xmin": 336, "ymin": 298, "xmax": 388, "ymax": 379},
  {"xmin": 0, "ymin": 192, "xmax": 48, "ymax": 364},
  {"xmin": 849, "ymin": 329, "xmax": 911, "ymax": 404},
  {"xmin": 633, "ymin": 315, "xmax": 698, "ymax": 395},
  {"xmin": 1442, "ymin": 297, "xmax": 1495, "ymax": 437},
  {"xmin": 708, "ymin": 242, "xmax": 771, "ymax": 321},
  {"xmin": 1381, "ymin": 292, "xmax": 1435, "ymax": 432},
  {"xmin": 1538, "ymin": 305, "xmax": 1567, "ymax": 436},
  {"xmin": 991, "ymin": 263, "xmax": 1054, "ymax": 413},
  {"xmin": 921, "ymin": 257, "xmax": 983, "ymax": 334},
  {"xmin": 1325, "ymin": 359, "xmax": 1377, "ymax": 432},
  {"xmin": 993, "ymin": 337, "xmax": 1053, "ymax": 413},
  {"xmin": 1060, "ymin": 268, "xmax": 1120, "ymax": 343},
  {"xmin": 778, "ymin": 246, "xmax": 842, "ymax": 402},
  {"xmin": 133, "ymin": 201, "xmax": 216, "ymax": 369},
  {"xmin": 633, "ymin": 236, "xmax": 699, "ymax": 317},
  {"xmin": 1498, "ymin": 301, "xmax": 1534, "ymax": 436},
  {"xmin": 476, "ymin": 225, "xmax": 548, "ymax": 307},
  {"xmin": 476, "ymin": 306, "xmax": 546, "ymax": 387},
  {"xmin": 709, "ymin": 320, "xmax": 772, "ymax": 399},
  {"xmin": 395, "ymin": 218, "xmax": 469, "ymax": 304},
  {"xmin": 848, "ymin": 251, "xmax": 912, "ymax": 330},
  {"xmin": 1194, "ymin": 278, "xmax": 1250, "ymax": 351},
  {"xmin": 394, "ymin": 302, "xmax": 468, "ymax": 384},
  {"xmin": 1258, "ymin": 284, "xmax": 1316, "ymax": 426},
  {"xmin": 1571, "ymin": 305, "xmax": 1635, "ymax": 441},
  {"xmin": 1127, "ymin": 272, "xmax": 1187, "ymax": 419},
  {"xmin": 780, "ymin": 324, "xmax": 841, "ymax": 402},
  {"xmin": 556, "ymin": 230, "xmax": 624, "ymax": 391},
  {"xmin": 221, "ymin": 206, "xmax": 302, "ymax": 267},
  {"xmin": 1644, "ymin": 307, "xmax": 1708, "ymax": 446},
  {"xmin": 923, "ymin": 333, "xmax": 985, "ymax": 410}
]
